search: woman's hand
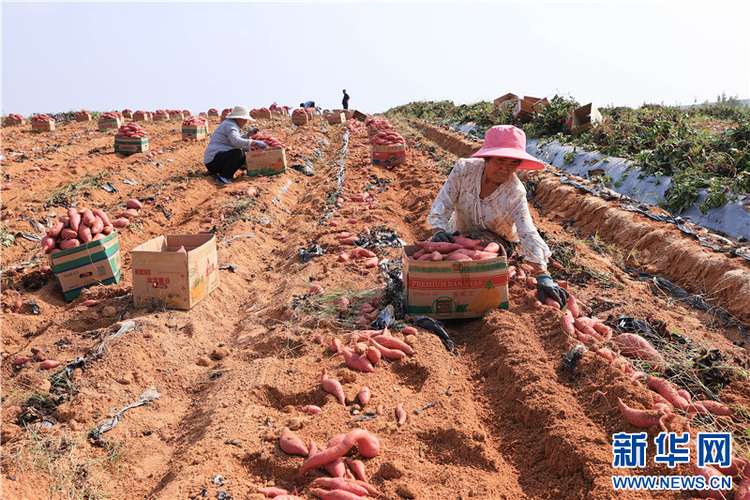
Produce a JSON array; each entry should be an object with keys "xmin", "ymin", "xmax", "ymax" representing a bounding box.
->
[
  {"xmin": 252, "ymin": 140, "xmax": 267, "ymax": 149},
  {"xmin": 432, "ymin": 230, "xmax": 455, "ymax": 243},
  {"xmin": 536, "ymin": 274, "xmax": 569, "ymax": 308}
]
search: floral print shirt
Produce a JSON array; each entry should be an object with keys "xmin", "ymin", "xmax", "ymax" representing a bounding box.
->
[{"xmin": 427, "ymin": 158, "xmax": 551, "ymax": 264}]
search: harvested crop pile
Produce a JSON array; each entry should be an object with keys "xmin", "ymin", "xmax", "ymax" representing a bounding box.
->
[
  {"xmin": 30, "ymin": 113, "xmax": 53, "ymax": 122},
  {"xmin": 115, "ymin": 122, "xmax": 148, "ymax": 137},
  {"xmin": 250, "ymin": 132, "xmax": 285, "ymax": 149},
  {"xmin": 370, "ymin": 130, "xmax": 404, "ymax": 146}
]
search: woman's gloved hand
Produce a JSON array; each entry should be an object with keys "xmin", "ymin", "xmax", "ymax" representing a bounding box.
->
[
  {"xmin": 432, "ymin": 230, "xmax": 455, "ymax": 243},
  {"xmin": 253, "ymin": 140, "xmax": 267, "ymax": 149},
  {"xmin": 536, "ymin": 274, "xmax": 569, "ymax": 308}
]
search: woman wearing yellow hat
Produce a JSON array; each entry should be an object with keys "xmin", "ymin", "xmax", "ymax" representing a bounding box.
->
[{"xmin": 427, "ymin": 125, "xmax": 569, "ymax": 307}]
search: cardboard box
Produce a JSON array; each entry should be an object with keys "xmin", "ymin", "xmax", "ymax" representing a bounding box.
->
[
  {"xmin": 566, "ymin": 103, "xmax": 603, "ymax": 135},
  {"xmin": 513, "ymin": 98, "xmax": 536, "ymax": 122},
  {"xmin": 122, "ymin": 111, "xmax": 133, "ymax": 119},
  {"xmin": 133, "ymin": 112, "xmax": 151, "ymax": 122},
  {"xmin": 181, "ymin": 126, "xmax": 207, "ymax": 141},
  {"xmin": 153, "ymin": 113, "xmax": 170, "ymax": 122},
  {"xmin": 371, "ymin": 144, "xmax": 407, "ymax": 167},
  {"xmin": 333, "ymin": 109, "xmax": 354, "ymax": 120},
  {"xmin": 131, "ymin": 234, "xmax": 220, "ymax": 310},
  {"xmin": 98, "ymin": 118, "xmax": 122, "ymax": 132},
  {"xmin": 3, "ymin": 119, "xmax": 23, "ymax": 126},
  {"xmin": 115, "ymin": 136, "xmax": 149, "ymax": 155},
  {"xmin": 208, "ymin": 110, "xmax": 219, "ymax": 117},
  {"xmin": 493, "ymin": 93, "xmax": 518, "ymax": 109},
  {"xmin": 292, "ymin": 115, "xmax": 309, "ymax": 126},
  {"xmin": 326, "ymin": 112, "xmax": 346, "ymax": 124},
  {"xmin": 31, "ymin": 121, "xmax": 55, "ymax": 132},
  {"xmin": 245, "ymin": 148, "xmax": 287, "ymax": 177},
  {"xmin": 402, "ymin": 245, "xmax": 509, "ymax": 319},
  {"xmin": 352, "ymin": 110, "xmax": 368, "ymax": 122},
  {"xmin": 169, "ymin": 111, "xmax": 184, "ymax": 120},
  {"xmin": 49, "ymin": 232, "xmax": 122, "ymax": 301},
  {"xmin": 532, "ymin": 97, "xmax": 549, "ymax": 113},
  {"xmin": 76, "ymin": 114, "xmax": 92, "ymax": 122},
  {"xmin": 251, "ymin": 111, "xmax": 272, "ymax": 119}
]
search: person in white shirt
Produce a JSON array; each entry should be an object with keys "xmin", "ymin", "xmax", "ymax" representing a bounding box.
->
[
  {"xmin": 427, "ymin": 125, "xmax": 569, "ymax": 307},
  {"xmin": 204, "ymin": 105, "xmax": 267, "ymax": 184}
]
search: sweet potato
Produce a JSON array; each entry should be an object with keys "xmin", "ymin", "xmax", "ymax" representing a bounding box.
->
[
  {"xmin": 328, "ymin": 338, "xmax": 342, "ymax": 353},
  {"xmin": 344, "ymin": 457, "xmax": 367, "ymax": 482},
  {"xmin": 734, "ymin": 464, "xmax": 749, "ymax": 500},
  {"xmin": 695, "ymin": 400, "xmax": 735, "ymax": 416},
  {"xmin": 81, "ymin": 209, "xmax": 96, "ymax": 226},
  {"xmin": 90, "ymin": 216, "xmax": 104, "ymax": 235},
  {"xmin": 372, "ymin": 334, "xmax": 414, "ymax": 355},
  {"xmin": 321, "ymin": 368, "xmax": 346, "ymax": 405},
  {"xmin": 484, "ymin": 241, "xmax": 500, "ymax": 253},
  {"xmin": 324, "ymin": 457, "xmax": 347, "ymax": 478},
  {"xmin": 279, "ymin": 427, "xmax": 308, "ymax": 456},
  {"xmin": 341, "ymin": 347, "xmax": 374, "ymax": 373},
  {"xmin": 357, "ymin": 386, "xmax": 371, "ymax": 406},
  {"xmin": 566, "ymin": 295, "xmax": 580, "ymax": 318},
  {"xmin": 415, "ymin": 241, "xmax": 463, "ymax": 253},
  {"xmin": 544, "ymin": 297, "xmax": 561, "ymax": 309},
  {"xmin": 47, "ymin": 222, "xmax": 64, "ymax": 238},
  {"xmin": 366, "ymin": 346, "xmax": 381, "ymax": 365},
  {"xmin": 78, "ymin": 224, "xmax": 92, "ymax": 244},
  {"xmin": 256, "ymin": 487, "xmax": 292, "ymax": 498},
  {"xmin": 308, "ymin": 478, "xmax": 369, "ymax": 496},
  {"xmin": 618, "ymin": 398, "xmax": 670, "ymax": 431},
  {"xmin": 453, "ymin": 236, "xmax": 482, "ymax": 248},
  {"xmin": 693, "ymin": 464, "xmax": 725, "ymax": 499},
  {"xmin": 59, "ymin": 239, "xmax": 80, "ymax": 250},
  {"xmin": 309, "ymin": 488, "xmax": 365, "ymax": 500},
  {"xmin": 647, "ymin": 376, "xmax": 690, "ymax": 411},
  {"xmin": 299, "ymin": 429, "xmax": 380, "ymax": 476},
  {"xmin": 445, "ymin": 253, "xmax": 472, "ymax": 261},
  {"xmin": 112, "ymin": 218, "xmax": 130, "ymax": 228},
  {"xmin": 61, "ymin": 228, "xmax": 78, "ymax": 239},
  {"xmin": 41, "ymin": 236, "xmax": 56, "ymax": 253},
  {"xmin": 596, "ymin": 347, "xmax": 615, "ymax": 361},
  {"xmin": 301, "ymin": 405, "xmax": 323, "ymax": 415},
  {"xmin": 401, "ymin": 326, "xmax": 417, "ymax": 336},
  {"xmin": 614, "ymin": 333, "xmax": 666, "ymax": 372},
  {"xmin": 369, "ymin": 337, "xmax": 406, "ymax": 360},
  {"xmin": 39, "ymin": 360, "xmax": 61, "ymax": 370},
  {"xmin": 561, "ymin": 310, "xmax": 575, "ymax": 336},
  {"xmin": 68, "ymin": 208, "xmax": 81, "ymax": 231},
  {"xmin": 92, "ymin": 209, "xmax": 110, "ymax": 226},
  {"xmin": 396, "ymin": 403, "xmax": 407, "ymax": 426},
  {"xmin": 126, "ymin": 199, "xmax": 143, "ymax": 209}
]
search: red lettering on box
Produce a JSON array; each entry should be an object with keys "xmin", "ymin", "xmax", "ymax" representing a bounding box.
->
[{"xmin": 135, "ymin": 269, "xmax": 151, "ymax": 275}]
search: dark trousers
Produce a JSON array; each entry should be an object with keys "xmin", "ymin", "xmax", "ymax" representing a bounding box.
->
[
  {"xmin": 343, "ymin": 102, "xmax": 349, "ymax": 110},
  {"xmin": 205, "ymin": 149, "xmax": 246, "ymax": 179}
]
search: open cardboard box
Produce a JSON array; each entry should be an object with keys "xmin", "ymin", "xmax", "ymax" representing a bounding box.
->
[{"xmin": 131, "ymin": 234, "xmax": 220, "ymax": 310}]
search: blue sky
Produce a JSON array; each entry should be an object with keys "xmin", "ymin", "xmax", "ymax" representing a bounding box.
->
[{"xmin": 2, "ymin": 1, "xmax": 749, "ymax": 117}]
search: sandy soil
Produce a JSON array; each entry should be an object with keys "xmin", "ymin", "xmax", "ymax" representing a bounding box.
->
[{"xmin": 1, "ymin": 114, "xmax": 749, "ymax": 500}]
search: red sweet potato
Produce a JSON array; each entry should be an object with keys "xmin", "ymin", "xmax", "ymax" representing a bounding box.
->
[
  {"xmin": 366, "ymin": 346, "xmax": 381, "ymax": 365},
  {"xmin": 401, "ymin": 326, "xmax": 417, "ymax": 335},
  {"xmin": 371, "ymin": 334, "xmax": 414, "ymax": 355},
  {"xmin": 693, "ymin": 464, "xmax": 725, "ymax": 499},
  {"xmin": 279, "ymin": 427, "xmax": 308, "ymax": 456},
  {"xmin": 357, "ymin": 386, "xmax": 371, "ymax": 406},
  {"xmin": 396, "ymin": 403, "xmax": 407, "ymax": 426},
  {"xmin": 647, "ymin": 376, "xmax": 690, "ymax": 411},
  {"xmin": 81, "ymin": 209, "xmax": 96, "ymax": 226},
  {"xmin": 92, "ymin": 209, "xmax": 110, "ymax": 226},
  {"xmin": 59, "ymin": 239, "xmax": 80, "ymax": 250},
  {"xmin": 341, "ymin": 347, "xmax": 374, "ymax": 373},
  {"xmin": 308, "ymin": 478, "xmax": 369, "ymax": 496},
  {"xmin": 308, "ymin": 488, "xmax": 365, "ymax": 500},
  {"xmin": 321, "ymin": 368, "xmax": 345, "ymax": 405},
  {"xmin": 301, "ymin": 405, "xmax": 323, "ymax": 415},
  {"xmin": 39, "ymin": 360, "xmax": 61, "ymax": 370},
  {"xmin": 41, "ymin": 236, "xmax": 56, "ymax": 253},
  {"xmin": 61, "ymin": 228, "xmax": 78, "ymax": 239},
  {"xmin": 299, "ymin": 429, "xmax": 380, "ymax": 476},
  {"xmin": 566, "ymin": 295, "xmax": 581, "ymax": 318},
  {"xmin": 695, "ymin": 400, "xmax": 735, "ymax": 416},
  {"xmin": 68, "ymin": 208, "xmax": 81, "ymax": 231},
  {"xmin": 256, "ymin": 487, "xmax": 292, "ymax": 498},
  {"xmin": 415, "ymin": 241, "xmax": 463, "ymax": 253},
  {"xmin": 344, "ymin": 457, "xmax": 367, "ymax": 482},
  {"xmin": 369, "ymin": 337, "xmax": 406, "ymax": 360},
  {"xmin": 618, "ymin": 398, "xmax": 669, "ymax": 430},
  {"xmin": 561, "ymin": 310, "xmax": 575, "ymax": 336},
  {"xmin": 47, "ymin": 222, "xmax": 64, "ymax": 238},
  {"xmin": 614, "ymin": 333, "xmax": 666, "ymax": 372}
]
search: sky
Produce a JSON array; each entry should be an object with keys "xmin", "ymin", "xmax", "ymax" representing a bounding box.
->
[{"xmin": 2, "ymin": 1, "xmax": 749, "ymax": 117}]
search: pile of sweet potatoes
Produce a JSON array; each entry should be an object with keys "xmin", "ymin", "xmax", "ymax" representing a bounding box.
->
[
  {"xmin": 370, "ymin": 130, "xmax": 404, "ymax": 146},
  {"xmin": 250, "ymin": 132, "xmax": 285, "ymax": 150},
  {"xmin": 76, "ymin": 110, "xmax": 91, "ymax": 117},
  {"xmin": 115, "ymin": 123, "xmax": 148, "ymax": 138},
  {"xmin": 221, "ymin": 108, "xmax": 232, "ymax": 117},
  {"xmin": 364, "ymin": 116, "xmax": 391, "ymax": 130},
  {"xmin": 408, "ymin": 237, "xmax": 501, "ymax": 262},
  {"xmin": 99, "ymin": 111, "xmax": 122, "ymax": 121},
  {"xmin": 182, "ymin": 116, "xmax": 207, "ymax": 127},
  {"xmin": 31, "ymin": 114, "xmax": 53, "ymax": 123}
]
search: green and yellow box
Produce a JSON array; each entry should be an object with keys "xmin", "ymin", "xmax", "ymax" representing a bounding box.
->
[
  {"xmin": 3, "ymin": 119, "xmax": 23, "ymax": 126},
  {"xmin": 245, "ymin": 148, "xmax": 287, "ymax": 177},
  {"xmin": 153, "ymin": 113, "xmax": 170, "ymax": 122},
  {"xmin": 292, "ymin": 115, "xmax": 309, "ymax": 126},
  {"xmin": 49, "ymin": 232, "xmax": 122, "ymax": 301},
  {"xmin": 115, "ymin": 136, "xmax": 149, "ymax": 155},
  {"xmin": 181, "ymin": 126, "xmax": 207, "ymax": 141},
  {"xmin": 371, "ymin": 144, "xmax": 407, "ymax": 167},
  {"xmin": 76, "ymin": 114, "xmax": 92, "ymax": 122},
  {"xmin": 133, "ymin": 112, "xmax": 151, "ymax": 122},
  {"xmin": 31, "ymin": 121, "xmax": 55, "ymax": 132},
  {"xmin": 98, "ymin": 118, "xmax": 122, "ymax": 132},
  {"xmin": 131, "ymin": 234, "xmax": 220, "ymax": 310},
  {"xmin": 402, "ymin": 244, "xmax": 508, "ymax": 319}
]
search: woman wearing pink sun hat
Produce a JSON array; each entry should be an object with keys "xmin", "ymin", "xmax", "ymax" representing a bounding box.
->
[{"xmin": 427, "ymin": 125, "xmax": 569, "ymax": 307}]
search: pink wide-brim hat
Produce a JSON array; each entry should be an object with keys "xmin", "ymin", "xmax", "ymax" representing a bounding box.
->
[{"xmin": 471, "ymin": 125, "xmax": 545, "ymax": 170}]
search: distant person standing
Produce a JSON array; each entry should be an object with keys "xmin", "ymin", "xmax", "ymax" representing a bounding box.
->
[{"xmin": 342, "ymin": 90, "xmax": 350, "ymax": 110}]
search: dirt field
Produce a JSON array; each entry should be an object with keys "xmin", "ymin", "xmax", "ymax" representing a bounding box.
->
[{"xmin": 1, "ymin": 113, "xmax": 749, "ymax": 499}]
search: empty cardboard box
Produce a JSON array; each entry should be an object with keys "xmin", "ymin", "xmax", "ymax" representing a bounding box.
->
[
  {"xmin": 566, "ymin": 103, "xmax": 603, "ymax": 134},
  {"xmin": 131, "ymin": 234, "xmax": 220, "ymax": 310}
]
